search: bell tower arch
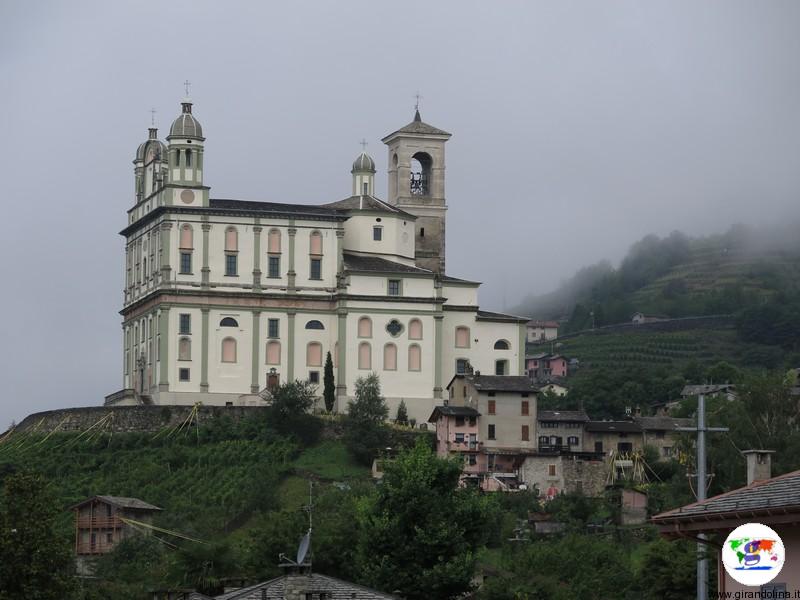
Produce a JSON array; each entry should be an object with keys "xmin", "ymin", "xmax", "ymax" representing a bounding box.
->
[{"xmin": 382, "ymin": 109, "xmax": 451, "ymax": 273}]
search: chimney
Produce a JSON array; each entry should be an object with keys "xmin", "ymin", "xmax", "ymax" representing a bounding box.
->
[{"xmin": 742, "ymin": 450, "xmax": 774, "ymax": 485}]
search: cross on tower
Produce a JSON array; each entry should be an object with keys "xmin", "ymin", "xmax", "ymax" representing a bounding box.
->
[
  {"xmin": 183, "ymin": 79, "xmax": 192, "ymax": 96},
  {"xmin": 150, "ymin": 108, "xmax": 157, "ymax": 126},
  {"xmin": 360, "ymin": 138, "xmax": 368, "ymax": 151},
  {"xmin": 414, "ymin": 91, "xmax": 423, "ymax": 112}
]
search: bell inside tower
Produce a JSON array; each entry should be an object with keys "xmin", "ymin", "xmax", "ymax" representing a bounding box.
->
[{"xmin": 410, "ymin": 152, "xmax": 432, "ymax": 196}]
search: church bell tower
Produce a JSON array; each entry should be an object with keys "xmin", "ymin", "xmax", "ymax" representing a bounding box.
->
[{"xmin": 382, "ymin": 109, "xmax": 451, "ymax": 273}]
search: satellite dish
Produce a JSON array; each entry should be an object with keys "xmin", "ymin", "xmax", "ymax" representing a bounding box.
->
[{"xmin": 296, "ymin": 531, "xmax": 311, "ymax": 565}]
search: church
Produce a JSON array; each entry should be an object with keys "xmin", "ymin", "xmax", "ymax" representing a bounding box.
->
[{"xmin": 106, "ymin": 96, "xmax": 527, "ymax": 423}]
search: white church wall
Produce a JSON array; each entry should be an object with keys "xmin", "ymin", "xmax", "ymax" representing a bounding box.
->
[
  {"xmin": 342, "ymin": 213, "xmax": 415, "ymax": 260},
  {"xmin": 441, "ymin": 284, "xmax": 478, "ymax": 306}
]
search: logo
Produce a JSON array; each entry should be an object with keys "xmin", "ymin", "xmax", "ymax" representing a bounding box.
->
[{"xmin": 721, "ymin": 523, "xmax": 785, "ymax": 587}]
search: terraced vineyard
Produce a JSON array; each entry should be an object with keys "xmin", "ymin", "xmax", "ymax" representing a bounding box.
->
[{"xmin": 556, "ymin": 325, "xmax": 785, "ymax": 372}]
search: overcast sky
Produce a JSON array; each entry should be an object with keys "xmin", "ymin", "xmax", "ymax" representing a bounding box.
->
[{"xmin": 1, "ymin": 1, "xmax": 799, "ymax": 427}]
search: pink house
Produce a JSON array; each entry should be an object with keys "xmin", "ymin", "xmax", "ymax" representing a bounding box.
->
[
  {"xmin": 429, "ymin": 406, "xmax": 483, "ymax": 479},
  {"xmin": 526, "ymin": 354, "xmax": 568, "ymax": 380}
]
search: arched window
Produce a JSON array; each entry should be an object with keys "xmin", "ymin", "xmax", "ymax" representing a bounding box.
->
[
  {"xmin": 408, "ymin": 319, "xmax": 423, "ymax": 340},
  {"xmin": 178, "ymin": 337, "xmax": 191, "ymax": 361},
  {"xmin": 174, "ymin": 149, "xmax": 181, "ymax": 167},
  {"xmin": 358, "ymin": 316, "xmax": 372, "ymax": 338},
  {"xmin": 179, "ymin": 225, "xmax": 193, "ymax": 249},
  {"xmin": 309, "ymin": 231, "xmax": 323, "ymax": 255},
  {"xmin": 185, "ymin": 149, "xmax": 192, "ymax": 167},
  {"xmin": 220, "ymin": 317, "xmax": 238, "ymax": 328},
  {"xmin": 455, "ymin": 326, "xmax": 470, "ymax": 348},
  {"xmin": 410, "ymin": 152, "xmax": 432, "ymax": 196},
  {"xmin": 221, "ymin": 337, "xmax": 237, "ymax": 363},
  {"xmin": 268, "ymin": 229, "xmax": 281, "ymax": 253},
  {"xmin": 305, "ymin": 320, "xmax": 324, "ymax": 330},
  {"xmin": 408, "ymin": 344, "xmax": 421, "ymax": 372},
  {"xmin": 225, "ymin": 227, "xmax": 238, "ymax": 252},
  {"xmin": 383, "ymin": 343, "xmax": 397, "ymax": 371},
  {"xmin": 494, "ymin": 340, "xmax": 510, "ymax": 350},
  {"xmin": 266, "ymin": 340, "xmax": 281, "ymax": 365},
  {"xmin": 306, "ymin": 342, "xmax": 322, "ymax": 367},
  {"xmin": 358, "ymin": 342, "xmax": 371, "ymax": 370}
]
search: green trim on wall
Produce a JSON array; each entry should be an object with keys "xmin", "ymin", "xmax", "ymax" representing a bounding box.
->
[
  {"xmin": 160, "ymin": 222, "xmax": 173, "ymax": 280},
  {"xmin": 156, "ymin": 302, "xmax": 440, "ymax": 316},
  {"xmin": 337, "ymin": 309, "xmax": 347, "ymax": 399},
  {"xmin": 158, "ymin": 307, "xmax": 170, "ymax": 388},
  {"xmin": 518, "ymin": 323, "xmax": 526, "ymax": 374},
  {"xmin": 201, "ymin": 221, "xmax": 210, "ymax": 287},
  {"xmin": 201, "ymin": 308, "xmax": 209, "ymax": 391},
  {"xmin": 433, "ymin": 314, "xmax": 443, "ymax": 399},
  {"xmin": 287, "ymin": 311, "xmax": 296, "ymax": 381},
  {"xmin": 252, "ymin": 223, "xmax": 262, "ymax": 291},
  {"xmin": 287, "ymin": 222, "xmax": 297, "ymax": 293},
  {"xmin": 251, "ymin": 310, "xmax": 261, "ymax": 393}
]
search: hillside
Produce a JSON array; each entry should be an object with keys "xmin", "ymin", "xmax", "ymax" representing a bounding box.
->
[{"xmin": 514, "ymin": 221, "xmax": 800, "ymax": 332}]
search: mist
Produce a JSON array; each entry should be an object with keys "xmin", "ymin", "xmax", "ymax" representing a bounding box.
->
[{"xmin": 1, "ymin": 1, "xmax": 799, "ymax": 427}]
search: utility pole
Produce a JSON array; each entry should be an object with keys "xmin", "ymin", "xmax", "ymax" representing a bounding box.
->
[{"xmin": 677, "ymin": 393, "xmax": 728, "ymax": 600}]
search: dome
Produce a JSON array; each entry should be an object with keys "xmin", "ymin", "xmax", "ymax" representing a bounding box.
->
[
  {"xmin": 135, "ymin": 129, "xmax": 167, "ymax": 162},
  {"xmin": 351, "ymin": 151, "xmax": 376, "ymax": 173},
  {"xmin": 168, "ymin": 100, "xmax": 204, "ymax": 140}
]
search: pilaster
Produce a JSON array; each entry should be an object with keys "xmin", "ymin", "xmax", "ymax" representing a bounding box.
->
[
  {"xmin": 336, "ymin": 309, "xmax": 348, "ymax": 401},
  {"xmin": 158, "ymin": 307, "xmax": 170, "ymax": 390},
  {"xmin": 159, "ymin": 222, "xmax": 173, "ymax": 283},
  {"xmin": 287, "ymin": 311, "xmax": 296, "ymax": 381},
  {"xmin": 251, "ymin": 310, "xmax": 261, "ymax": 393},
  {"xmin": 200, "ymin": 308, "xmax": 210, "ymax": 392},
  {"xmin": 252, "ymin": 223, "xmax": 262, "ymax": 291},
  {"xmin": 287, "ymin": 222, "xmax": 297, "ymax": 294},
  {"xmin": 434, "ymin": 314, "xmax": 444, "ymax": 399},
  {"xmin": 201, "ymin": 221, "xmax": 211, "ymax": 288},
  {"xmin": 518, "ymin": 323, "xmax": 526, "ymax": 375}
]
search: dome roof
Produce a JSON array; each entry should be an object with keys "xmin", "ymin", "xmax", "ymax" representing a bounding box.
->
[
  {"xmin": 135, "ymin": 128, "xmax": 167, "ymax": 162},
  {"xmin": 168, "ymin": 100, "xmax": 204, "ymax": 140},
  {"xmin": 351, "ymin": 151, "xmax": 376, "ymax": 173}
]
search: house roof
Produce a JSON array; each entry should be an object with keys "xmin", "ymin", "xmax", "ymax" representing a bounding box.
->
[
  {"xmin": 70, "ymin": 495, "xmax": 162, "ymax": 512},
  {"xmin": 475, "ymin": 310, "xmax": 529, "ymax": 323},
  {"xmin": 634, "ymin": 416, "xmax": 693, "ymax": 431},
  {"xmin": 527, "ymin": 320, "xmax": 559, "ymax": 328},
  {"xmin": 214, "ymin": 573, "xmax": 400, "ymax": 599},
  {"xmin": 680, "ymin": 384, "xmax": 736, "ymax": 397},
  {"xmin": 381, "ymin": 110, "xmax": 452, "ymax": 140},
  {"xmin": 447, "ymin": 374, "xmax": 539, "ymax": 393},
  {"xmin": 538, "ymin": 410, "xmax": 589, "ymax": 423},
  {"xmin": 427, "ymin": 405, "xmax": 481, "ymax": 422},
  {"xmin": 321, "ymin": 195, "xmax": 416, "ymax": 219},
  {"xmin": 651, "ymin": 468, "xmax": 800, "ymax": 526},
  {"xmin": 209, "ymin": 198, "xmax": 345, "ymax": 220},
  {"xmin": 585, "ymin": 420, "xmax": 642, "ymax": 433},
  {"xmin": 342, "ymin": 253, "xmax": 433, "ymax": 275}
]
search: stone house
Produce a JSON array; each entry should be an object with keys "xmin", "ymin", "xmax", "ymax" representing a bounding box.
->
[
  {"xmin": 519, "ymin": 453, "xmax": 606, "ymax": 499},
  {"xmin": 537, "ymin": 410, "xmax": 589, "ymax": 453},
  {"xmin": 583, "ymin": 420, "xmax": 643, "ymax": 455},
  {"xmin": 652, "ymin": 451, "xmax": 799, "ymax": 597},
  {"xmin": 526, "ymin": 320, "xmax": 559, "ymax": 342},
  {"xmin": 634, "ymin": 415, "xmax": 692, "ymax": 460}
]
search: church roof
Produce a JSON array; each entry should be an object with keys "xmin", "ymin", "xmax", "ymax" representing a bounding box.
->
[
  {"xmin": 209, "ymin": 199, "xmax": 346, "ymax": 220},
  {"xmin": 476, "ymin": 310, "xmax": 530, "ymax": 323},
  {"xmin": 352, "ymin": 151, "xmax": 376, "ymax": 172},
  {"xmin": 168, "ymin": 100, "xmax": 204, "ymax": 139},
  {"xmin": 381, "ymin": 110, "xmax": 451, "ymax": 141},
  {"xmin": 322, "ymin": 195, "xmax": 416, "ymax": 219},
  {"xmin": 343, "ymin": 253, "xmax": 432, "ymax": 275}
]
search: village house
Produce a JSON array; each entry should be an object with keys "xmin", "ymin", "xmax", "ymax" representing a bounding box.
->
[
  {"xmin": 526, "ymin": 320, "xmax": 559, "ymax": 342},
  {"xmin": 583, "ymin": 420, "xmax": 643, "ymax": 456},
  {"xmin": 630, "ymin": 312, "xmax": 668, "ymax": 325},
  {"xmin": 536, "ymin": 410, "xmax": 589, "ymax": 452},
  {"xmin": 71, "ymin": 495, "xmax": 162, "ymax": 574},
  {"xmin": 652, "ymin": 450, "xmax": 799, "ymax": 596},
  {"xmin": 634, "ymin": 415, "xmax": 692, "ymax": 459},
  {"xmin": 526, "ymin": 353, "xmax": 568, "ymax": 380},
  {"xmin": 537, "ymin": 379, "xmax": 569, "ymax": 397},
  {"xmin": 680, "ymin": 383, "xmax": 737, "ymax": 401}
]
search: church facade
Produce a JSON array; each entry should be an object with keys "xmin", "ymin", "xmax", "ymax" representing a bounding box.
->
[{"xmin": 108, "ymin": 98, "xmax": 526, "ymax": 422}]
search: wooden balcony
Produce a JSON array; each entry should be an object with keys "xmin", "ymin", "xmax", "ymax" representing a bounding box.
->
[
  {"xmin": 76, "ymin": 541, "xmax": 116, "ymax": 555},
  {"xmin": 76, "ymin": 516, "xmax": 124, "ymax": 529},
  {"xmin": 447, "ymin": 440, "xmax": 482, "ymax": 452}
]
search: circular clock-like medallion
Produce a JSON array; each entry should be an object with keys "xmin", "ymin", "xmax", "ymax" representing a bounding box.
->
[
  {"xmin": 386, "ymin": 319, "xmax": 404, "ymax": 337},
  {"xmin": 180, "ymin": 189, "xmax": 195, "ymax": 204}
]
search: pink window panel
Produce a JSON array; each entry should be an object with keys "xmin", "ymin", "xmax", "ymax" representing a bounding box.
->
[
  {"xmin": 383, "ymin": 344, "xmax": 397, "ymax": 371},
  {"xmin": 358, "ymin": 317, "xmax": 372, "ymax": 338},
  {"xmin": 221, "ymin": 338, "xmax": 237, "ymax": 363},
  {"xmin": 179, "ymin": 225, "xmax": 193, "ymax": 249},
  {"xmin": 225, "ymin": 228, "xmax": 238, "ymax": 252},
  {"xmin": 455, "ymin": 327, "xmax": 470, "ymax": 348},
  {"xmin": 358, "ymin": 342, "xmax": 371, "ymax": 370},
  {"xmin": 307, "ymin": 342, "xmax": 322, "ymax": 367},
  {"xmin": 268, "ymin": 229, "xmax": 281, "ymax": 253},
  {"xmin": 266, "ymin": 341, "xmax": 280, "ymax": 365},
  {"xmin": 408, "ymin": 319, "xmax": 423, "ymax": 340},
  {"xmin": 309, "ymin": 231, "xmax": 323, "ymax": 255},
  {"xmin": 408, "ymin": 345, "xmax": 421, "ymax": 371}
]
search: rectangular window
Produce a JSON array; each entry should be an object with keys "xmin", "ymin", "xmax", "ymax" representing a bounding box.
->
[
  {"xmin": 268, "ymin": 318, "xmax": 279, "ymax": 339},
  {"xmin": 488, "ymin": 424, "xmax": 496, "ymax": 440},
  {"xmin": 268, "ymin": 255, "xmax": 280, "ymax": 278},
  {"xmin": 455, "ymin": 416, "xmax": 465, "ymax": 427},
  {"xmin": 595, "ymin": 441, "xmax": 603, "ymax": 453},
  {"xmin": 468, "ymin": 454, "xmax": 477, "ymax": 466},
  {"xmin": 179, "ymin": 368, "xmax": 190, "ymax": 382},
  {"xmin": 521, "ymin": 425, "xmax": 529, "ymax": 441},
  {"xmin": 179, "ymin": 314, "xmax": 191, "ymax": 335},
  {"xmin": 310, "ymin": 258, "xmax": 322, "ymax": 280},
  {"xmin": 373, "ymin": 226, "xmax": 382, "ymax": 241},
  {"xmin": 521, "ymin": 400, "xmax": 529, "ymax": 415},
  {"xmin": 179, "ymin": 252, "xmax": 192, "ymax": 274},
  {"xmin": 548, "ymin": 464, "xmax": 556, "ymax": 477},
  {"xmin": 388, "ymin": 279, "xmax": 401, "ymax": 296},
  {"xmin": 455, "ymin": 432, "xmax": 464, "ymax": 443},
  {"xmin": 488, "ymin": 400, "xmax": 496, "ymax": 415},
  {"xmin": 568, "ymin": 436, "xmax": 579, "ymax": 446},
  {"xmin": 225, "ymin": 253, "xmax": 238, "ymax": 276},
  {"xmin": 456, "ymin": 359, "xmax": 469, "ymax": 374},
  {"xmin": 308, "ymin": 371, "xmax": 320, "ymax": 384}
]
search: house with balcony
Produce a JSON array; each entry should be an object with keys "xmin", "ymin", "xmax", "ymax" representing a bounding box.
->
[
  {"xmin": 71, "ymin": 495, "xmax": 162, "ymax": 574},
  {"xmin": 537, "ymin": 410, "xmax": 589, "ymax": 453},
  {"xmin": 634, "ymin": 415, "xmax": 692, "ymax": 460},
  {"xmin": 583, "ymin": 420, "xmax": 643, "ymax": 456},
  {"xmin": 526, "ymin": 353, "xmax": 568, "ymax": 381}
]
